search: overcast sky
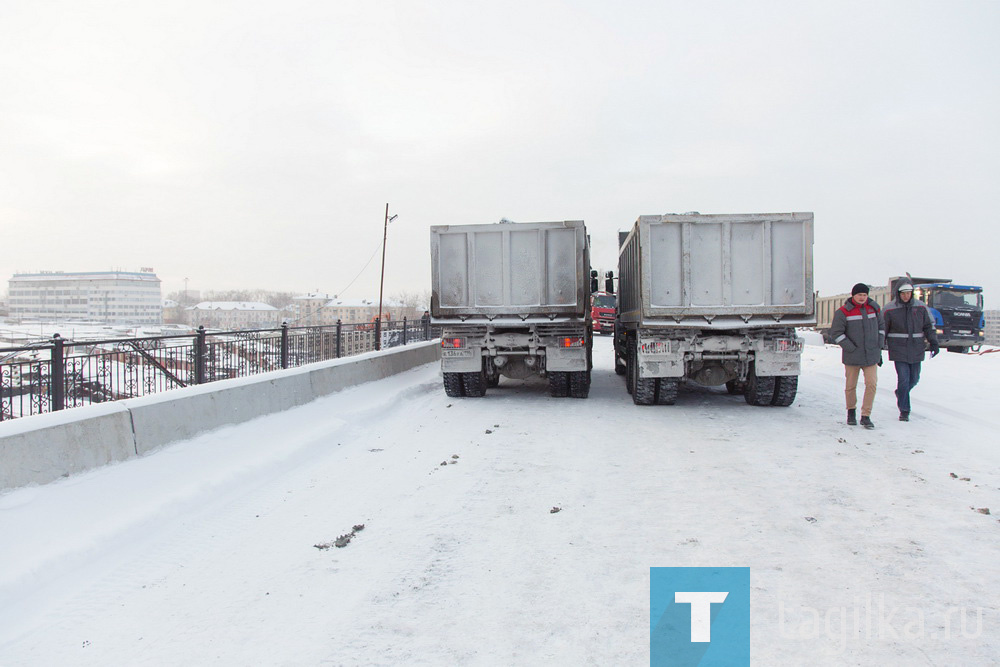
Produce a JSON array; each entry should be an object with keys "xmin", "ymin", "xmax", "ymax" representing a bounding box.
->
[{"xmin": 2, "ymin": 1, "xmax": 998, "ymax": 303}]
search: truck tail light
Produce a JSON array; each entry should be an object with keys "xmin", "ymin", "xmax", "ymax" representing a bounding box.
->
[
  {"xmin": 441, "ymin": 337, "xmax": 466, "ymax": 349},
  {"xmin": 639, "ymin": 341, "xmax": 670, "ymax": 354},
  {"xmin": 560, "ymin": 337, "xmax": 584, "ymax": 348},
  {"xmin": 774, "ymin": 338, "xmax": 803, "ymax": 352}
]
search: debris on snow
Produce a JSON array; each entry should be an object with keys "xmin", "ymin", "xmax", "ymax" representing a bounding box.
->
[
  {"xmin": 950, "ymin": 473, "xmax": 958, "ymax": 478},
  {"xmin": 550, "ymin": 506, "xmax": 561, "ymax": 513},
  {"xmin": 485, "ymin": 429, "xmax": 493, "ymax": 434},
  {"xmin": 315, "ymin": 524, "xmax": 366, "ymax": 550},
  {"xmin": 805, "ymin": 517, "xmax": 818, "ymax": 523},
  {"xmin": 452, "ymin": 454, "xmax": 460, "ymax": 459},
  {"xmin": 974, "ymin": 508, "xmax": 991, "ymax": 515}
]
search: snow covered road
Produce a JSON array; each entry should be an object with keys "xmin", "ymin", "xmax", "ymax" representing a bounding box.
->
[{"xmin": 1, "ymin": 337, "xmax": 997, "ymax": 665}]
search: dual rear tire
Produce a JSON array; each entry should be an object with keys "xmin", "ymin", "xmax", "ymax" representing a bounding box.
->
[
  {"xmin": 627, "ymin": 335, "xmax": 678, "ymax": 405},
  {"xmin": 548, "ymin": 370, "xmax": 590, "ymax": 398},
  {"xmin": 442, "ymin": 368, "xmax": 488, "ymax": 398},
  {"xmin": 742, "ymin": 366, "xmax": 798, "ymax": 407}
]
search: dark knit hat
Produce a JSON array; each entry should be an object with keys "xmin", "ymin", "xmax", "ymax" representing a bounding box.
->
[{"xmin": 851, "ymin": 283, "xmax": 869, "ymax": 296}]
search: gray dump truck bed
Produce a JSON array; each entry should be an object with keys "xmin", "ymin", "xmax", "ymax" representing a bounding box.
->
[
  {"xmin": 430, "ymin": 220, "xmax": 589, "ymax": 320},
  {"xmin": 618, "ymin": 212, "xmax": 815, "ymax": 328}
]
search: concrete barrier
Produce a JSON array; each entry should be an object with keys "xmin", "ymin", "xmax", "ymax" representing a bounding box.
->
[
  {"xmin": 127, "ymin": 370, "xmax": 316, "ymax": 456},
  {"xmin": 0, "ymin": 341, "xmax": 440, "ymax": 491},
  {"xmin": 310, "ymin": 340, "xmax": 440, "ymax": 396},
  {"xmin": 0, "ymin": 402, "xmax": 136, "ymax": 490}
]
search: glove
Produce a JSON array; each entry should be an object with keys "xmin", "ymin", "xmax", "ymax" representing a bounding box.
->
[
  {"xmin": 930, "ymin": 345, "xmax": 939, "ymax": 358},
  {"xmin": 877, "ymin": 355, "xmax": 883, "ymax": 367}
]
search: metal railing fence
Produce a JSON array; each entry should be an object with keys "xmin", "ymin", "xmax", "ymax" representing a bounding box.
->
[{"xmin": 0, "ymin": 318, "xmax": 435, "ymax": 422}]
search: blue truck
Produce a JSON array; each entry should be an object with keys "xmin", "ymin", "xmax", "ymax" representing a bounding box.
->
[{"xmin": 888, "ymin": 277, "xmax": 985, "ymax": 353}]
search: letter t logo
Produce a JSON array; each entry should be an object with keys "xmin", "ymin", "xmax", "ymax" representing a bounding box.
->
[{"xmin": 674, "ymin": 591, "xmax": 729, "ymax": 642}]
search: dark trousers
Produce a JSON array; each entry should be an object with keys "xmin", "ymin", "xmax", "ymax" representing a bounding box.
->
[{"xmin": 894, "ymin": 361, "xmax": 922, "ymax": 413}]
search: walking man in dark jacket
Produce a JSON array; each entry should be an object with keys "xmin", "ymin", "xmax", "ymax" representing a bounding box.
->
[
  {"xmin": 882, "ymin": 279, "xmax": 939, "ymax": 421},
  {"xmin": 830, "ymin": 283, "xmax": 885, "ymax": 429}
]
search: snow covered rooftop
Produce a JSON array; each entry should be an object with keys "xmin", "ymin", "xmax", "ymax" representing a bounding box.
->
[
  {"xmin": 187, "ymin": 302, "xmax": 278, "ymax": 311},
  {"xmin": 324, "ymin": 298, "xmax": 378, "ymax": 308},
  {"xmin": 292, "ymin": 292, "xmax": 334, "ymax": 301},
  {"xmin": 10, "ymin": 271, "xmax": 160, "ymax": 283}
]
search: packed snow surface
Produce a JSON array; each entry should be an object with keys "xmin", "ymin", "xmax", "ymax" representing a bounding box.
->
[{"xmin": 1, "ymin": 337, "xmax": 997, "ymax": 665}]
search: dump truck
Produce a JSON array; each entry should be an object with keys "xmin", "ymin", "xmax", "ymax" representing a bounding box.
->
[
  {"xmin": 430, "ymin": 219, "xmax": 592, "ymax": 398},
  {"xmin": 614, "ymin": 212, "xmax": 815, "ymax": 406}
]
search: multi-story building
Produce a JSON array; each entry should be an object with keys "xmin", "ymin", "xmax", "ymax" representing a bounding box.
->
[
  {"xmin": 186, "ymin": 302, "xmax": 282, "ymax": 330},
  {"xmin": 321, "ymin": 297, "xmax": 382, "ymax": 325},
  {"xmin": 7, "ymin": 270, "xmax": 163, "ymax": 325},
  {"xmin": 984, "ymin": 310, "xmax": 1000, "ymax": 346},
  {"xmin": 286, "ymin": 292, "xmax": 333, "ymax": 326},
  {"xmin": 285, "ymin": 294, "xmax": 421, "ymax": 327}
]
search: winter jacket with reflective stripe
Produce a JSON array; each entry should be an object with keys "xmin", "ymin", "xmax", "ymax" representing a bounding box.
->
[
  {"xmin": 830, "ymin": 297, "xmax": 884, "ymax": 367},
  {"xmin": 882, "ymin": 294, "xmax": 938, "ymax": 364}
]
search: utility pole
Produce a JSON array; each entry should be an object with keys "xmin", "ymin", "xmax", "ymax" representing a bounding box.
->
[{"xmin": 377, "ymin": 203, "xmax": 397, "ymax": 351}]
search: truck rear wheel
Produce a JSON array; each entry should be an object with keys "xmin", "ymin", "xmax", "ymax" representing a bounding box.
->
[
  {"xmin": 625, "ymin": 336, "xmax": 635, "ymax": 394},
  {"xmin": 569, "ymin": 370, "xmax": 591, "ymax": 398},
  {"xmin": 462, "ymin": 370, "xmax": 487, "ymax": 397},
  {"xmin": 744, "ymin": 368, "xmax": 776, "ymax": 407},
  {"xmin": 443, "ymin": 372, "xmax": 465, "ymax": 397},
  {"xmin": 549, "ymin": 371, "xmax": 569, "ymax": 397},
  {"xmin": 629, "ymin": 339, "xmax": 656, "ymax": 405},
  {"xmin": 656, "ymin": 378, "xmax": 679, "ymax": 405},
  {"xmin": 770, "ymin": 375, "xmax": 798, "ymax": 407}
]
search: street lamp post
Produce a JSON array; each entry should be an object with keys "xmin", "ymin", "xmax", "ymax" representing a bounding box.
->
[{"xmin": 377, "ymin": 203, "xmax": 397, "ymax": 350}]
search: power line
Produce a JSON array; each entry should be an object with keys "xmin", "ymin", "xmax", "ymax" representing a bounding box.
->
[{"xmin": 336, "ymin": 239, "xmax": 383, "ymax": 298}]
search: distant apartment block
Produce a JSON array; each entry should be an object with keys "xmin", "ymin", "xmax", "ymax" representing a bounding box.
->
[
  {"xmin": 286, "ymin": 292, "xmax": 421, "ymax": 327},
  {"xmin": 186, "ymin": 302, "xmax": 282, "ymax": 329},
  {"xmin": 7, "ymin": 270, "xmax": 163, "ymax": 325},
  {"xmin": 985, "ymin": 310, "xmax": 1000, "ymax": 346}
]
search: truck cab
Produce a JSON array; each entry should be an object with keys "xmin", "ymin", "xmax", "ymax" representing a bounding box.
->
[
  {"xmin": 591, "ymin": 292, "xmax": 616, "ymax": 334},
  {"xmin": 911, "ymin": 283, "xmax": 985, "ymax": 352}
]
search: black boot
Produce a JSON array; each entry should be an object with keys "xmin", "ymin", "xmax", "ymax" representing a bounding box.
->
[
  {"xmin": 899, "ymin": 412, "xmax": 909, "ymax": 422},
  {"xmin": 860, "ymin": 416, "xmax": 875, "ymax": 430},
  {"xmin": 847, "ymin": 409, "xmax": 857, "ymax": 425}
]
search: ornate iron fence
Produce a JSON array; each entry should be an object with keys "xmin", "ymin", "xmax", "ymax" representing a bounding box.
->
[{"xmin": 0, "ymin": 318, "xmax": 435, "ymax": 422}]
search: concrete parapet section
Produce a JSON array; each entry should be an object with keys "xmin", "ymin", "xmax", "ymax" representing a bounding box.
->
[
  {"xmin": 1, "ymin": 340, "xmax": 440, "ymax": 491},
  {"xmin": 0, "ymin": 403, "xmax": 136, "ymax": 490},
  {"xmin": 127, "ymin": 370, "xmax": 316, "ymax": 456}
]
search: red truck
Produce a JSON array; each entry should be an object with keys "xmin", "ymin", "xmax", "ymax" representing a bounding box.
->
[{"xmin": 591, "ymin": 292, "xmax": 616, "ymax": 334}]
